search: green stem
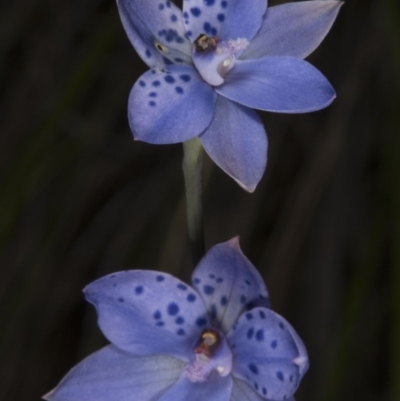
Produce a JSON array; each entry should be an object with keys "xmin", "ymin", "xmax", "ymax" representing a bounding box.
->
[{"xmin": 182, "ymin": 137, "xmax": 205, "ymax": 266}]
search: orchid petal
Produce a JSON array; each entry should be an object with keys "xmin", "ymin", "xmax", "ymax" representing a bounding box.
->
[
  {"xmin": 129, "ymin": 65, "xmax": 216, "ymax": 144},
  {"xmin": 241, "ymin": 1, "xmax": 343, "ymax": 60},
  {"xmin": 117, "ymin": 0, "xmax": 192, "ymax": 68},
  {"xmin": 216, "ymin": 57, "xmax": 335, "ymax": 113},
  {"xmin": 231, "ymin": 378, "xmax": 295, "ymax": 401},
  {"xmin": 183, "ymin": 0, "xmax": 266, "ymax": 42},
  {"xmin": 84, "ymin": 271, "xmax": 210, "ymax": 360},
  {"xmin": 200, "ymin": 96, "xmax": 267, "ymax": 192},
  {"xmin": 158, "ymin": 372, "xmax": 232, "ymax": 401},
  {"xmin": 191, "ymin": 238, "xmax": 270, "ymax": 334},
  {"xmin": 44, "ymin": 345, "xmax": 183, "ymax": 401},
  {"xmin": 227, "ymin": 307, "xmax": 309, "ymax": 400}
]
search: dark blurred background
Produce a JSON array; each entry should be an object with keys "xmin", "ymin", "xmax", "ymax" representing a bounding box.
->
[{"xmin": 1, "ymin": 0, "xmax": 399, "ymax": 400}]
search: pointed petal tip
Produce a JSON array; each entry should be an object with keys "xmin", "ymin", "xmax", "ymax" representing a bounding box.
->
[{"xmin": 293, "ymin": 356, "xmax": 308, "ymax": 367}]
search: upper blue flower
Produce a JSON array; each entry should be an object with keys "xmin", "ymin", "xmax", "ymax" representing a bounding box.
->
[
  {"xmin": 120, "ymin": 0, "xmax": 342, "ymax": 191},
  {"xmin": 44, "ymin": 238, "xmax": 308, "ymax": 401}
]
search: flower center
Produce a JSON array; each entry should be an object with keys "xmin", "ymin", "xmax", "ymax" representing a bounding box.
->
[
  {"xmin": 192, "ymin": 35, "xmax": 249, "ymax": 87},
  {"xmin": 183, "ymin": 328, "xmax": 233, "ymax": 382}
]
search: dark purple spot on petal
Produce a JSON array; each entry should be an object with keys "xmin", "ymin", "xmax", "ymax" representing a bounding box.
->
[
  {"xmin": 259, "ymin": 310, "xmax": 266, "ymax": 319},
  {"xmin": 194, "ymin": 278, "xmax": 200, "ymax": 284},
  {"xmin": 175, "ymin": 316, "xmax": 185, "ymax": 324},
  {"xmin": 171, "ymin": 14, "xmax": 177, "ymax": 22},
  {"xmin": 183, "ymin": 11, "xmax": 188, "ymax": 18},
  {"xmin": 149, "ymin": 92, "xmax": 157, "ymax": 97},
  {"xmin": 211, "ymin": 27, "xmax": 217, "ymax": 36},
  {"xmin": 220, "ymin": 296, "xmax": 227, "ymax": 306},
  {"xmin": 152, "ymin": 80, "xmax": 161, "ymax": 87},
  {"xmin": 166, "ymin": 1, "xmax": 171, "ymax": 7},
  {"xmin": 279, "ymin": 322, "xmax": 285, "ymax": 330},
  {"xmin": 157, "ymin": 321, "xmax": 165, "ymax": 326},
  {"xmin": 221, "ymin": 0, "xmax": 228, "ymax": 8},
  {"xmin": 245, "ymin": 279, "xmax": 251, "ymax": 286},
  {"xmin": 187, "ymin": 293, "xmax": 196, "ymax": 302},
  {"xmin": 203, "ymin": 22, "xmax": 211, "ymax": 34},
  {"xmin": 210, "ymin": 304, "xmax": 217, "ymax": 319},
  {"xmin": 149, "ymin": 101, "xmax": 156, "ymax": 107},
  {"xmin": 190, "ymin": 7, "xmax": 201, "ymax": 17},
  {"xmin": 245, "ymin": 312, "xmax": 253, "ymax": 320},
  {"xmin": 203, "ymin": 285, "xmax": 215, "ymax": 295},
  {"xmin": 289, "ymin": 375, "xmax": 293, "ymax": 382},
  {"xmin": 177, "ymin": 328, "xmax": 186, "ymax": 335},
  {"xmin": 246, "ymin": 301, "xmax": 256, "ymax": 311},
  {"xmin": 271, "ymin": 340, "xmax": 278, "ymax": 349},
  {"xmin": 154, "ymin": 310, "xmax": 162, "ymax": 319},
  {"xmin": 196, "ymin": 317, "xmax": 207, "ymax": 327},
  {"xmin": 204, "ymin": 0, "xmax": 215, "ymax": 5},
  {"xmin": 254, "ymin": 382, "xmax": 259, "ymax": 391},
  {"xmin": 216, "ymin": 277, "xmax": 223, "ymax": 283},
  {"xmin": 262, "ymin": 387, "xmax": 267, "ymax": 396},
  {"xmin": 157, "ymin": 275, "xmax": 165, "ymax": 282},
  {"xmin": 186, "ymin": 30, "xmax": 192, "ymax": 37},
  {"xmin": 256, "ymin": 329, "xmax": 264, "ymax": 341},
  {"xmin": 179, "ymin": 74, "xmax": 191, "ymax": 82},
  {"xmin": 145, "ymin": 49, "xmax": 152, "ymax": 57},
  {"xmin": 217, "ymin": 13, "xmax": 225, "ymax": 22},
  {"xmin": 248, "ymin": 363, "xmax": 259, "ymax": 375},
  {"xmin": 139, "ymin": 80, "xmax": 146, "ymax": 87},
  {"xmin": 135, "ymin": 286, "xmax": 144, "ymax": 294},
  {"xmin": 177, "ymin": 283, "xmax": 187, "ymax": 290},
  {"xmin": 247, "ymin": 328, "xmax": 254, "ymax": 339},
  {"xmin": 276, "ymin": 371, "xmax": 284, "ymax": 381},
  {"xmin": 175, "ymin": 86, "xmax": 184, "ymax": 94},
  {"xmin": 240, "ymin": 295, "xmax": 247, "ymax": 304},
  {"xmin": 158, "ymin": 3, "xmax": 164, "ymax": 10},
  {"xmin": 118, "ymin": 297, "xmax": 124, "ymax": 302},
  {"xmin": 167, "ymin": 302, "xmax": 179, "ymax": 316},
  {"xmin": 209, "ymin": 274, "xmax": 215, "ymax": 279},
  {"xmin": 164, "ymin": 75, "xmax": 175, "ymax": 84}
]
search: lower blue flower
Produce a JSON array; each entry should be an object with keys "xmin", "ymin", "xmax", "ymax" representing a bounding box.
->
[{"xmin": 44, "ymin": 238, "xmax": 308, "ymax": 401}]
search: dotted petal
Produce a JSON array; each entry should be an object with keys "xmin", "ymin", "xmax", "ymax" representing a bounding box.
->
[
  {"xmin": 118, "ymin": 0, "xmax": 192, "ymax": 69},
  {"xmin": 183, "ymin": 0, "xmax": 266, "ymax": 42},
  {"xmin": 227, "ymin": 307, "xmax": 309, "ymax": 400},
  {"xmin": 129, "ymin": 65, "xmax": 216, "ymax": 144},
  {"xmin": 191, "ymin": 238, "xmax": 270, "ymax": 333},
  {"xmin": 84, "ymin": 270, "xmax": 209, "ymax": 360}
]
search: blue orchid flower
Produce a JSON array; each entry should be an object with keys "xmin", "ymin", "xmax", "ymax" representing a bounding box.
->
[
  {"xmin": 44, "ymin": 238, "xmax": 308, "ymax": 401},
  {"xmin": 120, "ymin": 0, "xmax": 342, "ymax": 191}
]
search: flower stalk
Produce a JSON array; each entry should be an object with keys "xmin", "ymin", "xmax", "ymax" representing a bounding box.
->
[{"xmin": 182, "ymin": 137, "xmax": 205, "ymax": 266}]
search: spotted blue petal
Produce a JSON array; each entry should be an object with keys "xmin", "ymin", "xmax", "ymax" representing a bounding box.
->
[
  {"xmin": 200, "ymin": 96, "xmax": 267, "ymax": 193},
  {"xmin": 191, "ymin": 238, "xmax": 270, "ymax": 334},
  {"xmin": 217, "ymin": 57, "xmax": 335, "ymax": 113},
  {"xmin": 84, "ymin": 270, "xmax": 209, "ymax": 360},
  {"xmin": 129, "ymin": 65, "xmax": 216, "ymax": 144},
  {"xmin": 117, "ymin": 0, "xmax": 192, "ymax": 69},
  {"xmin": 227, "ymin": 307, "xmax": 308, "ymax": 401},
  {"xmin": 231, "ymin": 377, "xmax": 295, "ymax": 401},
  {"xmin": 241, "ymin": 1, "xmax": 343, "ymax": 60},
  {"xmin": 44, "ymin": 345, "xmax": 184, "ymax": 401},
  {"xmin": 183, "ymin": 0, "xmax": 266, "ymax": 42},
  {"xmin": 158, "ymin": 372, "xmax": 233, "ymax": 401}
]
